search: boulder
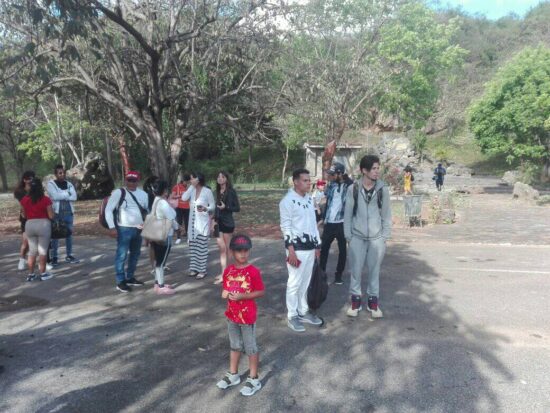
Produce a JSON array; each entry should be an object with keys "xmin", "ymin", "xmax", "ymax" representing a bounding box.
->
[
  {"xmin": 447, "ymin": 164, "xmax": 472, "ymax": 177},
  {"xmin": 502, "ymin": 170, "xmax": 521, "ymax": 186},
  {"xmin": 512, "ymin": 182, "xmax": 539, "ymax": 201},
  {"xmin": 66, "ymin": 152, "xmax": 115, "ymax": 200},
  {"xmin": 439, "ymin": 208, "xmax": 456, "ymax": 224}
]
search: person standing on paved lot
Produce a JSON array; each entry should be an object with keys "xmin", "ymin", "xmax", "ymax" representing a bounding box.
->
[
  {"xmin": 216, "ymin": 234, "xmax": 264, "ymax": 396},
  {"xmin": 149, "ymin": 180, "xmax": 179, "ymax": 295},
  {"xmin": 279, "ymin": 168, "xmax": 323, "ymax": 332},
  {"xmin": 170, "ymin": 173, "xmax": 191, "ymax": 244},
  {"xmin": 20, "ymin": 177, "xmax": 55, "ymax": 281},
  {"xmin": 105, "ymin": 171, "xmax": 149, "ymax": 293},
  {"xmin": 14, "ymin": 170, "xmax": 35, "ymax": 271},
  {"xmin": 319, "ymin": 162, "xmax": 351, "ymax": 285},
  {"xmin": 182, "ymin": 171, "xmax": 215, "ymax": 279},
  {"xmin": 47, "ymin": 164, "xmax": 79, "ymax": 266},
  {"xmin": 344, "ymin": 155, "xmax": 391, "ymax": 318},
  {"xmin": 214, "ymin": 171, "xmax": 240, "ymax": 285}
]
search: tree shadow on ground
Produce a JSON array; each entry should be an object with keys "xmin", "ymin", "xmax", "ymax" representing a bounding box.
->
[{"xmin": 0, "ymin": 238, "xmax": 513, "ymax": 413}]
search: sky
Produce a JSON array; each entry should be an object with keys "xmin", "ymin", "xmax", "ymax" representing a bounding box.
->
[{"xmin": 431, "ymin": 0, "xmax": 546, "ymax": 20}]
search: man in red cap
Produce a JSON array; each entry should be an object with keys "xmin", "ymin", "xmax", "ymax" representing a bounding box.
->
[{"xmin": 105, "ymin": 171, "xmax": 149, "ymax": 292}]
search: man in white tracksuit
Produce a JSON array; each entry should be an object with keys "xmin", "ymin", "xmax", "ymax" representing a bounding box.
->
[
  {"xmin": 279, "ymin": 168, "xmax": 323, "ymax": 332},
  {"xmin": 344, "ymin": 155, "xmax": 392, "ymax": 318}
]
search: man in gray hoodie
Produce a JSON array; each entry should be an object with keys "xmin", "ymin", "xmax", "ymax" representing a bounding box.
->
[{"xmin": 343, "ymin": 155, "xmax": 391, "ymax": 318}]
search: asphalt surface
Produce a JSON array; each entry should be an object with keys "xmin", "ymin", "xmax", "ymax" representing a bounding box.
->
[{"xmin": 1, "ymin": 191, "xmax": 549, "ymax": 413}]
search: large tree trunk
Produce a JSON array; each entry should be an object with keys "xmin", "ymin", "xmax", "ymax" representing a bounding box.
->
[
  {"xmin": 542, "ymin": 158, "xmax": 550, "ymax": 182},
  {"xmin": 0, "ymin": 152, "xmax": 8, "ymax": 192},
  {"xmin": 281, "ymin": 144, "xmax": 289, "ymax": 185},
  {"xmin": 321, "ymin": 140, "xmax": 337, "ymax": 180},
  {"xmin": 144, "ymin": 122, "xmax": 170, "ymax": 181},
  {"xmin": 115, "ymin": 134, "xmax": 131, "ymax": 177}
]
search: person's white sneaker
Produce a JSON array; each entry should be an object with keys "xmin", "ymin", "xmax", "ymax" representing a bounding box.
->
[
  {"xmin": 46, "ymin": 263, "xmax": 54, "ymax": 271},
  {"xmin": 240, "ymin": 377, "xmax": 261, "ymax": 396},
  {"xmin": 18, "ymin": 258, "xmax": 26, "ymax": 271},
  {"xmin": 216, "ymin": 372, "xmax": 240, "ymax": 389},
  {"xmin": 346, "ymin": 305, "xmax": 362, "ymax": 317},
  {"xmin": 175, "ymin": 238, "xmax": 182, "ymax": 245}
]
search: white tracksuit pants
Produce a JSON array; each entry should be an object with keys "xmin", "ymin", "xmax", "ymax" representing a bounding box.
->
[{"xmin": 286, "ymin": 249, "xmax": 316, "ymax": 320}]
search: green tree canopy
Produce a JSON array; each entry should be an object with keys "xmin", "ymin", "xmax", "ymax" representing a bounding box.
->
[{"xmin": 468, "ymin": 46, "xmax": 550, "ymax": 169}]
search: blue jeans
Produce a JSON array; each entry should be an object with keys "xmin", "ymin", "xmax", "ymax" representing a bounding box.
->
[
  {"xmin": 51, "ymin": 213, "xmax": 74, "ymax": 260},
  {"xmin": 115, "ymin": 226, "xmax": 142, "ymax": 284}
]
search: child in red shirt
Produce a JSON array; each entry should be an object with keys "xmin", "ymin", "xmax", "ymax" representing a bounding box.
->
[{"xmin": 216, "ymin": 234, "xmax": 264, "ymax": 396}]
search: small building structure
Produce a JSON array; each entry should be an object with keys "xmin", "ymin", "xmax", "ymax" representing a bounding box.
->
[{"xmin": 304, "ymin": 143, "xmax": 363, "ymax": 179}]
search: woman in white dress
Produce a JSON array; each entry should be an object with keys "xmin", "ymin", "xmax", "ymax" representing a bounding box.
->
[{"xmin": 182, "ymin": 172, "xmax": 215, "ymax": 279}]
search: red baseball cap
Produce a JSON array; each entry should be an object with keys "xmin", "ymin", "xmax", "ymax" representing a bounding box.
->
[{"xmin": 126, "ymin": 171, "xmax": 140, "ymax": 180}]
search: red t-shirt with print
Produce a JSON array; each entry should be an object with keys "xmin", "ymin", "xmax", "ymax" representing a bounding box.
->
[
  {"xmin": 20, "ymin": 195, "xmax": 52, "ymax": 219},
  {"xmin": 223, "ymin": 264, "xmax": 264, "ymax": 325}
]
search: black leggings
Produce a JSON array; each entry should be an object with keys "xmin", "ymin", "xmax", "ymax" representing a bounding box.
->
[{"xmin": 152, "ymin": 241, "xmax": 171, "ymax": 268}]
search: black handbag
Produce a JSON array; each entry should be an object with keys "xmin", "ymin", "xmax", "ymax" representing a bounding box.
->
[
  {"xmin": 307, "ymin": 260, "xmax": 329, "ymax": 311},
  {"xmin": 51, "ymin": 219, "xmax": 71, "ymax": 239}
]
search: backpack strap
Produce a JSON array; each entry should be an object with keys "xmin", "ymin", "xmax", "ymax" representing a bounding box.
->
[
  {"xmin": 352, "ymin": 182, "xmax": 359, "ymax": 217},
  {"xmin": 113, "ymin": 188, "xmax": 126, "ymax": 226},
  {"xmin": 126, "ymin": 189, "xmax": 147, "ymax": 218},
  {"xmin": 353, "ymin": 182, "xmax": 383, "ymax": 217}
]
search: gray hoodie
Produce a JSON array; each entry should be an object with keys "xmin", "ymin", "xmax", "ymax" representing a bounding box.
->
[{"xmin": 343, "ymin": 180, "xmax": 392, "ymax": 241}]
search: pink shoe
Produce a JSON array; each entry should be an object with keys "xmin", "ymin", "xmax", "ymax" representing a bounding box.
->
[
  {"xmin": 156, "ymin": 286, "xmax": 175, "ymax": 295},
  {"xmin": 154, "ymin": 283, "xmax": 174, "ymax": 292}
]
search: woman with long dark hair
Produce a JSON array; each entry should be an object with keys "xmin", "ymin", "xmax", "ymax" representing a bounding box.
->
[
  {"xmin": 19, "ymin": 177, "xmax": 55, "ymax": 281},
  {"xmin": 182, "ymin": 171, "xmax": 215, "ymax": 279},
  {"xmin": 14, "ymin": 170, "xmax": 36, "ymax": 270},
  {"xmin": 150, "ymin": 180, "xmax": 179, "ymax": 295},
  {"xmin": 213, "ymin": 171, "xmax": 240, "ymax": 284}
]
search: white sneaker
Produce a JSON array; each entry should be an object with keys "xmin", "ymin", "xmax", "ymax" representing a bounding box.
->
[
  {"xmin": 40, "ymin": 272, "xmax": 54, "ymax": 281},
  {"xmin": 240, "ymin": 377, "xmax": 261, "ymax": 396},
  {"xmin": 46, "ymin": 263, "xmax": 54, "ymax": 271},
  {"xmin": 346, "ymin": 305, "xmax": 362, "ymax": 317},
  {"xmin": 175, "ymin": 238, "xmax": 182, "ymax": 245},
  {"xmin": 216, "ymin": 372, "xmax": 240, "ymax": 389},
  {"xmin": 18, "ymin": 258, "xmax": 26, "ymax": 271},
  {"xmin": 367, "ymin": 306, "xmax": 384, "ymax": 319}
]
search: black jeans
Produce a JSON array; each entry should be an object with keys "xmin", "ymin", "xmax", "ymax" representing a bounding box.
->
[{"xmin": 320, "ymin": 222, "xmax": 347, "ymax": 276}]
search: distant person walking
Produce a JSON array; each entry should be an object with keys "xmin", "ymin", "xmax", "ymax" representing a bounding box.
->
[
  {"xmin": 20, "ymin": 177, "xmax": 55, "ymax": 281},
  {"xmin": 182, "ymin": 172, "xmax": 215, "ymax": 279},
  {"xmin": 170, "ymin": 174, "xmax": 191, "ymax": 244},
  {"xmin": 320, "ymin": 162, "xmax": 351, "ymax": 285},
  {"xmin": 14, "ymin": 170, "xmax": 35, "ymax": 271},
  {"xmin": 433, "ymin": 163, "xmax": 446, "ymax": 191},
  {"xmin": 105, "ymin": 171, "xmax": 149, "ymax": 293},
  {"xmin": 344, "ymin": 155, "xmax": 392, "ymax": 318},
  {"xmin": 149, "ymin": 180, "xmax": 179, "ymax": 295},
  {"xmin": 214, "ymin": 171, "xmax": 240, "ymax": 285},
  {"xmin": 403, "ymin": 166, "xmax": 414, "ymax": 195},
  {"xmin": 47, "ymin": 165, "xmax": 79, "ymax": 266},
  {"xmin": 279, "ymin": 168, "xmax": 323, "ymax": 332}
]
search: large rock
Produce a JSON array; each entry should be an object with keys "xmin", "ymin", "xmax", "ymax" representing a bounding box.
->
[
  {"xmin": 67, "ymin": 152, "xmax": 115, "ymax": 200},
  {"xmin": 502, "ymin": 170, "xmax": 521, "ymax": 186},
  {"xmin": 512, "ymin": 182, "xmax": 539, "ymax": 201},
  {"xmin": 447, "ymin": 164, "xmax": 472, "ymax": 177}
]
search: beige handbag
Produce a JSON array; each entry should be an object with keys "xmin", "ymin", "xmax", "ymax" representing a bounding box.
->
[{"xmin": 141, "ymin": 198, "xmax": 172, "ymax": 244}]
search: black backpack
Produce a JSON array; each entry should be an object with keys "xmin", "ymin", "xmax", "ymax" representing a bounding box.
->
[
  {"xmin": 352, "ymin": 182, "xmax": 383, "ymax": 217},
  {"xmin": 307, "ymin": 260, "xmax": 329, "ymax": 311}
]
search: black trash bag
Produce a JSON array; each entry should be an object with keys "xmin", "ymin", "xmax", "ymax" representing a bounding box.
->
[
  {"xmin": 51, "ymin": 220, "xmax": 71, "ymax": 240},
  {"xmin": 307, "ymin": 260, "xmax": 329, "ymax": 311}
]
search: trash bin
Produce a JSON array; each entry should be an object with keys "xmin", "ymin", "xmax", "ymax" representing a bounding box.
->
[{"xmin": 403, "ymin": 195, "xmax": 423, "ymax": 227}]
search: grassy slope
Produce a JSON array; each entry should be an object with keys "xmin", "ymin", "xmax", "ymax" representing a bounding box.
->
[{"xmin": 425, "ymin": 129, "xmax": 513, "ymax": 176}]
